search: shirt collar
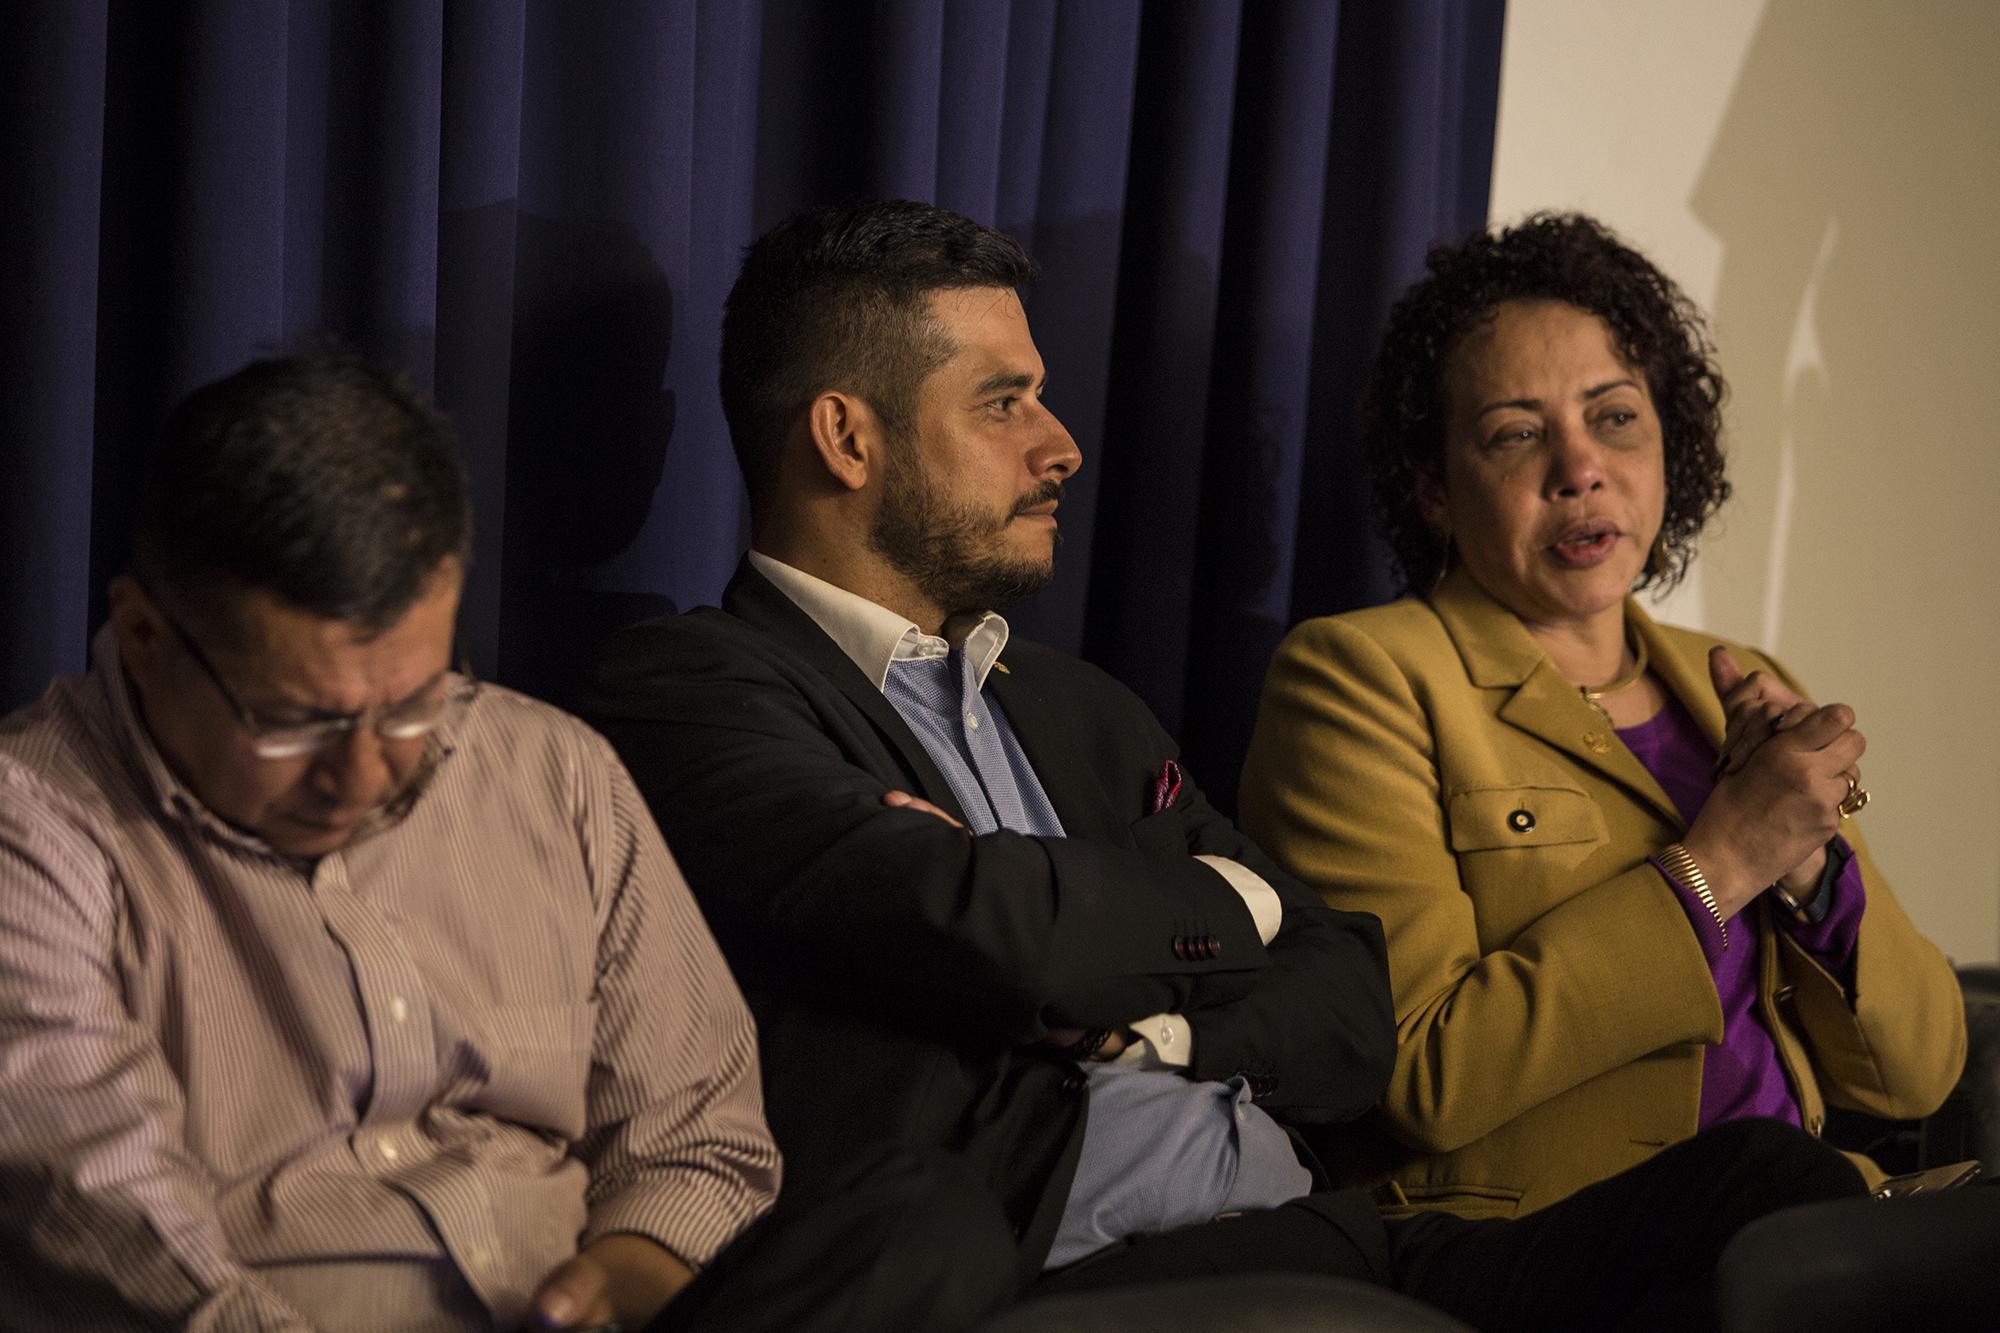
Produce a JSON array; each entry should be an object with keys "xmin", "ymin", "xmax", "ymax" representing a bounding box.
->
[{"xmin": 748, "ymin": 550, "xmax": 1011, "ymax": 692}]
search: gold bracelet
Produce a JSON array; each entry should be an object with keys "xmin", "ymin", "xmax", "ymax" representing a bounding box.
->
[{"xmin": 1658, "ymin": 843, "xmax": 1727, "ymax": 950}]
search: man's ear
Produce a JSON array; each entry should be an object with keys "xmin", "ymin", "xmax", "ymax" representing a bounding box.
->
[
  {"xmin": 805, "ymin": 390, "xmax": 885, "ymax": 493},
  {"xmin": 106, "ymin": 574, "xmax": 167, "ymax": 676}
]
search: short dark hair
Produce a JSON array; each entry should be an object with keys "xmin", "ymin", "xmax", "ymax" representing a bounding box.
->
[
  {"xmin": 132, "ymin": 352, "xmax": 472, "ymax": 631},
  {"xmin": 719, "ymin": 200, "xmax": 1039, "ymax": 513},
  {"xmin": 1361, "ymin": 212, "xmax": 1730, "ymax": 595}
]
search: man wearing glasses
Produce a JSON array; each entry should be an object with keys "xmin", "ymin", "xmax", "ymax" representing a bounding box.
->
[{"xmin": 0, "ymin": 355, "xmax": 777, "ymax": 1330}]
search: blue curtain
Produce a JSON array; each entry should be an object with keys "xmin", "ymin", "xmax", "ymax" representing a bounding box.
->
[{"xmin": 1, "ymin": 0, "xmax": 1504, "ymax": 813}]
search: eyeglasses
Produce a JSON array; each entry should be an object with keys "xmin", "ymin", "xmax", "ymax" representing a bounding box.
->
[{"xmin": 151, "ymin": 596, "xmax": 478, "ymax": 761}]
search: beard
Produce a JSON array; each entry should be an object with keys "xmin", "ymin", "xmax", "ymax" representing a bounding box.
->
[{"xmin": 869, "ymin": 438, "xmax": 1061, "ymax": 618}]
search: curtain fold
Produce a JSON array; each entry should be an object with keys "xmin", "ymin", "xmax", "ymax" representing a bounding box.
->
[{"xmin": 2, "ymin": 0, "xmax": 1506, "ymax": 812}]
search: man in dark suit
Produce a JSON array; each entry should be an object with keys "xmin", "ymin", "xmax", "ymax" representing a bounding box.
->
[{"xmin": 586, "ymin": 200, "xmax": 1864, "ymax": 1331}]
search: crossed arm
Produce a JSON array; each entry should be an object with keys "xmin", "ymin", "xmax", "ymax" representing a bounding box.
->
[
  {"xmin": 881, "ymin": 789, "xmax": 1280, "ymax": 1065},
  {"xmin": 591, "ymin": 625, "xmax": 1395, "ymax": 1124}
]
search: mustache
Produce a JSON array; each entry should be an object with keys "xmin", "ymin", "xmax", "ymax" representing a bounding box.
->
[{"xmin": 1010, "ymin": 480, "xmax": 1065, "ymax": 517}]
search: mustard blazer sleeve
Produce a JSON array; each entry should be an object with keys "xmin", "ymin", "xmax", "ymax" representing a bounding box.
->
[
  {"xmin": 1240, "ymin": 582, "xmax": 1964, "ymax": 1202},
  {"xmin": 1751, "ymin": 663, "xmax": 1967, "ymax": 1123}
]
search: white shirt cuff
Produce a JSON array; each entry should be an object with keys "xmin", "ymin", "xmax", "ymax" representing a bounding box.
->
[
  {"xmin": 1194, "ymin": 855, "xmax": 1282, "ymax": 944},
  {"xmin": 1113, "ymin": 1013, "xmax": 1193, "ymax": 1069}
]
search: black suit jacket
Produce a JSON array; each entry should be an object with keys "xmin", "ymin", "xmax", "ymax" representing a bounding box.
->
[{"xmin": 585, "ymin": 560, "xmax": 1393, "ymax": 1276}]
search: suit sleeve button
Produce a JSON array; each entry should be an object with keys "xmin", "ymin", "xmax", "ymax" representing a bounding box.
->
[
  {"xmin": 1206, "ymin": 933, "xmax": 1220, "ymax": 957},
  {"xmin": 1507, "ymin": 808, "xmax": 1535, "ymax": 833}
]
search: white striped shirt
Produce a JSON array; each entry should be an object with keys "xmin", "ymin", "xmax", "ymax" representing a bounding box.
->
[{"xmin": 0, "ymin": 629, "xmax": 778, "ymax": 1331}]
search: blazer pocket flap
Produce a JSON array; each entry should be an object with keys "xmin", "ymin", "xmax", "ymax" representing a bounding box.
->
[
  {"xmin": 1447, "ymin": 785, "xmax": 1606, "ymax": 853},
  {"xmin": 1379, "ymin": 1182, "xmax": 1524, "ymax": 1221}
]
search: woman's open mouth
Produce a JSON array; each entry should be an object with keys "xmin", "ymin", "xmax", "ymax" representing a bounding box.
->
[{"xmin": 1547, "ymin": 522, "xmax": 1620, "ymax": 568}]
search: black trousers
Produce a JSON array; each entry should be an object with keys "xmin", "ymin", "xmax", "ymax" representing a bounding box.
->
[
  {"xmin": 1034, "ymin": 1116, "xmax": 1864, "ymax": 1331},
  {"xmin": 658, "ymin": 1118, "xmax": 1864, "ymax": 1332}
]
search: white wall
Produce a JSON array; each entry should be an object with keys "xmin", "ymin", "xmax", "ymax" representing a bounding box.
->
[{"xmin": 1488, "ymin": 0, "xmax": 2000, "ymax": 963}]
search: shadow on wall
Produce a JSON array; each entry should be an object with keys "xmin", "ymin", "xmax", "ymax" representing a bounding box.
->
[
  {"xmin": 498, "ymin": 212, "xmax": 680, "ymax": 709},
  {"xmin": 1692, "ymin": 0, "xmax": 2000, "ymax": 957},
  {"xmin": 1693, "ymin": 0, "xmax": 2000, "ymax": 651}
]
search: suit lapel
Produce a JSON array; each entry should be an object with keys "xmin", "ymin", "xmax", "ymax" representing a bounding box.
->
[
  {"xmin": 1432, "ymin": 568, "xmax": 1684, "ymax": 828},
  {"xmin": 721, "ymin": 560, "xmax": 972, "ymax": 825},
  {"xmin": 985, "ymin": 651, "xmax": 1131, "ymax": 844}
]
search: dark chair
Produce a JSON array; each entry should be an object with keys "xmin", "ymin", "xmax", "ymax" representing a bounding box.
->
[
  {"xmin": 1712, "ymin": 966, "xmax": 2000, "ymax": 1331},
  {"xmin": 1920, "ymin": 964, "xmax": 2000, "ymax": 1174},
  {"xmin": 1716, "ymin": 1184, "xmax": 2000, "ymax": 1332},
  {"xmin": 976, "ymin": 1274, "xmax": 1472, "ymax": 1333}
]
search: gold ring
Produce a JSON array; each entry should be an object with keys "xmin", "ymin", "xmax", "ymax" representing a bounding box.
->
[{"xmin": 1838, "ymin": 773, "xmax": 1870, "ymax": 819}]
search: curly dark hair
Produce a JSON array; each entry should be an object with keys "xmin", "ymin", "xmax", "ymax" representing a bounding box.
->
[{"xmin": 1360, "ymin": 212, "xmax": 1730, "ymax": 595}]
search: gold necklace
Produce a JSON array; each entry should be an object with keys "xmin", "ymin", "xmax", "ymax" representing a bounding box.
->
[{"xmin": 1579, "ymin": 632, "xmax": 1649, "ymax": 725}]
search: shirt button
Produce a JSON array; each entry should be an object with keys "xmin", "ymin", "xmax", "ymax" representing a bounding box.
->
[
  {"xmin": 965, "ymin": 713, "xmax": 980, "ymax": 730},
  {"xmin": 1158, "ymin": 1025, "xmax": 1175, "ymax": 1048},
  {"xmin": 388, "ymin": 996, "xmax": 410, "ymax": 1023},
  {"xmin": 378, "ymin": 1140, "xmax": 400, "ymax": 1163}
]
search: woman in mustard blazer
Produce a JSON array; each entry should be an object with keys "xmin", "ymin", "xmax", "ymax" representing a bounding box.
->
[{"xmin": 1239, "ymin": 214, "xmax": 1964, "ymax": 1220}]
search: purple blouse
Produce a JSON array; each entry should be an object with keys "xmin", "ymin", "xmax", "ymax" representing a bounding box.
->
[{"xmin": 1615, "ymin": 695, "xmax": 1866, "ymax": 1129}]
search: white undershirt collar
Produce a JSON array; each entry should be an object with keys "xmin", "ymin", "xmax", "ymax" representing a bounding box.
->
[{"xmin": 748, "ymin": 550, "xmax": 1010, "ymax": 692}]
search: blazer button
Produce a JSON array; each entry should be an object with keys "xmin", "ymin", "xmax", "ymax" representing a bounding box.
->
[
  {"xmin": 1059, "ymin": 1072, "xmax": 1085, "ymax": 1097},
  {"xmin": 1507, "ymin": 808, "xmax": 1535, "ymax": 833}
]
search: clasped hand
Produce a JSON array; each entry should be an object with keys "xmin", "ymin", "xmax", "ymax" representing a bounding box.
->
[{"xmin": 1681, "ymin": 647, "xmax": 1863, "ymax": 916}]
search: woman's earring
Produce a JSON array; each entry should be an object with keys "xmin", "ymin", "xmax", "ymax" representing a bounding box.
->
[{"xmin": 1431, "ymin": 532, "xmax": 1454, "ymax": 595}]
